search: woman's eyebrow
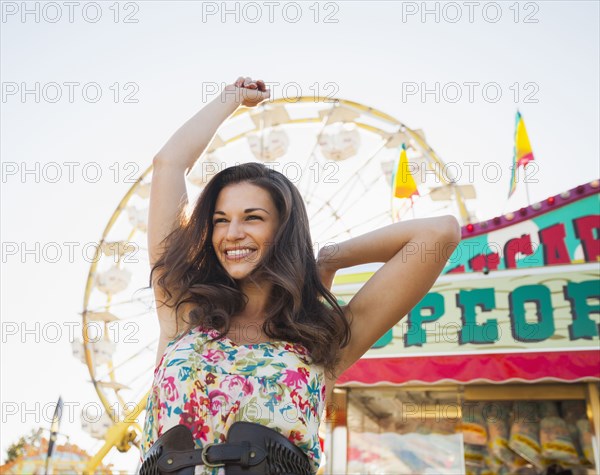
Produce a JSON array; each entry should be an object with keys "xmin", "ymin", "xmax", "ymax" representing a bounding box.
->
[
  {"xmin": 245, "ymin": 207, "xmax": 270, "ymax": 214},
  {"xmin": 213, "ymin": 208, "xmax": 270, "ymax": 215}
]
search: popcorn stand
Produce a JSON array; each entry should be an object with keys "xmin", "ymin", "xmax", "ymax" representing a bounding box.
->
[{"xmin": 324, "ymin": 181, "xmax": 600, "ymax": 475}]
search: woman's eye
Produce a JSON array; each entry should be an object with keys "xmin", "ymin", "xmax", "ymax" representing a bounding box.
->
[
  {"xmin": 246, "ymin": 215, "xmax": 262, "ymax": 221},
  {"xmin": 213, "ymin": 218, "xmax": 227, "ymax": 224}
]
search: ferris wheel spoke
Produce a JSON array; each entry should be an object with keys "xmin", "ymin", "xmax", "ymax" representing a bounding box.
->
[
  {"xmin": 126, "ymin": 364, "xmax": 156, "ymax": 389},
  {"xmin": 299, "ymin": 149, "xmax": 320, "ymax": 199},
  {"xmin": 86, "ymin": 293, "xmax": 155, "ymax": 315},
  {"xmin": 301, "ymin": 102, "xmax": 342, "ymax": 201},
  {"xmin": 306, "ymin": 135, "xmax": 393, "ymax": 221},
  {"xmin": 309, "ymin": 200, "xmax": 345, "ymax": 231},
  {"xmin": 94, "ymin": 340, "xmax": 158, "ymax": 382},
  {"xmin": 318, "ymin": 169, "xmax": 373, "ymax": 222},
  {"xmin": 326, "ymin": 172, "xmax": 390, "ymax": 223},
  {"xmin": 325, "ymin": 210, "xmax": 391, "ymax": 242}
]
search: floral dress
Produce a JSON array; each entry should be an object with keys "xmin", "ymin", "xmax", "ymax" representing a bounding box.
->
[{"xmin": 141, "ymin": 325, "xmax": 326, "ymax": 475}]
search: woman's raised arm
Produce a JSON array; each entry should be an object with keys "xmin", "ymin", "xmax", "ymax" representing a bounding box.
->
[
  {"xmin": 317, "ymin": 215, "xmax": 461, "ymax": 378},
  {"xmin": 148, "ymin": 77, "xmax": 270, "ymax": 349}
]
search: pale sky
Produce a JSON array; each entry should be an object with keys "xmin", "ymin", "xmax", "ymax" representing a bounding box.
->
[{"xmin": 1, "ymin": 1, "xmax": 599, "ymax": 472}]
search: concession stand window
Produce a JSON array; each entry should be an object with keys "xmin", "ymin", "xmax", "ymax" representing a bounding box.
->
[
  {"xmin": 325, "ymin": 383, "xmax": 599, "ymax": 475},
  {"xmin": 346, "ymin": 386, "xmax": 464, "ymax": 474}
]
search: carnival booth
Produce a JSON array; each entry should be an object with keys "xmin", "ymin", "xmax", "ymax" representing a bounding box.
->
[
  {"xmin": 0, "ymin": 435, "xmax": 114, "ymax": 474},
  {"xmin": 324, "ymin": 181, "xmax": 600, "ymax": 475}
]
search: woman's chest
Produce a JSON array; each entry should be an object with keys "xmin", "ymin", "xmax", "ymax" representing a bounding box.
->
[{"xmin": 159, "ymin": 332, "xmax": 324, "ymax": 394}]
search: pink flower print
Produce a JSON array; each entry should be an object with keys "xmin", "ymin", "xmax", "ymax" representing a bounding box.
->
[
  {"xmin": 290, "ymin": 390, "xmax": 311, "ymax": 415},
  {"xmin": 288, "ymin": 430, "xmax": 303, "ymax": 443},
  {"xmin": 220, "ymin": 375, "xmax": 254, "ymax": 396},
  {"xmin": 154, "ymin": 353, "xmax": 167, "ymax": 377},
  {"xmin": 179, "ymin": 412, "xmax": 210, "ymax": 441},
  {"xmin": 194, "ymin": 423, "xmax": 210, "ymax": 441},
  {"xmin": 284, "ymin": 342, "xmax": 308, "ymax": 356},
  {"xmin": 208, "ymin": 389, "xmax": 230, "ymax": 417},
  {"xmin": 157, "ymin": 400, "xmax": 169, "ymax": 423},
  {"xmin": 203, "ymin": 349, "xmax": 226, "ymax": 364},
  {"xmin": 162, "ymin": 376, "xmax": 180, "ymax": 402},
  {"xmin": 198, "ymin": 395, "xmax": 211, "ymax": 410},
  {"xmin": 180, "ymin": 393, "xmax": 211, "ymax": 442},
  {"xmin": 180, "ymin": 411, "xmax": 195, "ymax": 426},
  {"xmin": 281, "ymin": 367, "xmax": 309, "ymax": 389}
]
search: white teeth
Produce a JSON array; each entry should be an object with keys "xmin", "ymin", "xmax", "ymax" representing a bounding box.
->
[{"xmin": 226, "ymin": 248, "xmax": 255, "ymax": 257}]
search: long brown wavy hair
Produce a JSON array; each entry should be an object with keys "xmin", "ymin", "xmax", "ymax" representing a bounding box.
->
[{"xmin": 149, "ymin": 162, "xmax": 351, "ymax": 378}]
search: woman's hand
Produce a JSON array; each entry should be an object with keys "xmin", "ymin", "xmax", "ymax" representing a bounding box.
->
[
  {"xmin": 223, "ymin": 76, "xmax": 270, "ymax": 108},
  {"xmin": 317, "ymin": 245, "xmax": 339, "ymax": 292}
]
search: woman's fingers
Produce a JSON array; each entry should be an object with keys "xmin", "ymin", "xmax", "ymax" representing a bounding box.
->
[
  {"xmin": 231, "ymin": 77, "xmax": 270, "ymax": 106},
  {"xmin": 235, "ymin": 76, "xmax": 265, "ymax": 91},
  {"xmin": 243, "ymin": 77, "xmax": 258, "ymax": 89}
]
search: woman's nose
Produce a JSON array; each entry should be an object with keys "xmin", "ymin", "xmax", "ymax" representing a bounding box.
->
[{"xmin": 226, "ymin": 220, "xmax": 246, "ymax": 240}]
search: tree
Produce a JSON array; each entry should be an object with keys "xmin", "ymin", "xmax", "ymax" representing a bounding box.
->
[{"xmin": 5, "ymin": 428, "xmax": 42, "ymax": 462}]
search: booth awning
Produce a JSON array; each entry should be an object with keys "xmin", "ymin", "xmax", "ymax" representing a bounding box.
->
[{"xmin": 337, "ymin": 350, "xmax": 600, "ymax": 386}]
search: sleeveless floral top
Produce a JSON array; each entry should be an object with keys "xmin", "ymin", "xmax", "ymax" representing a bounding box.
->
[{"xmin": 140, "ymin": 325, "xmax": 326, "ymax": 475}]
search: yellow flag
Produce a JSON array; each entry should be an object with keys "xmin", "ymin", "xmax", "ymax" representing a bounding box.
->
[
  {"xmin": 508, "ymin": 110, "xmax": 535, "ymax": 198},
  {"xmin": 393, "ymin": 144, "xmax": 419, "ymax": 199}
]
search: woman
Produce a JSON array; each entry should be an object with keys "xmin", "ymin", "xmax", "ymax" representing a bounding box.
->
[{"xmin": 141, "ymin": 76, "xmax": 461, "ymax": 474}]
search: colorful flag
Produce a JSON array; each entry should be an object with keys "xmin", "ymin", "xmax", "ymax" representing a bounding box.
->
[
  {"xmin": 508, "ymin": 110, "xmax": 535, "ymax": 198},
  {"xmin": 392, "ymin": 144, "xmax": 419, "ymax": 199}
]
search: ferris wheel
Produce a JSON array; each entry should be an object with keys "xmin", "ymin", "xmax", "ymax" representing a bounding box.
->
[{"xmin": 72, "ymin": 96, "xmax": 475, "ymax": 473}]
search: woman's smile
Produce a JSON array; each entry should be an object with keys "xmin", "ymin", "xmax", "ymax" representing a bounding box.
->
[{"xmin": 223, "ymin": 247, "xmax": 258, "ymax": 261}]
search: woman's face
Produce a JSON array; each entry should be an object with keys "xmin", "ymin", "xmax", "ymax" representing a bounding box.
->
[{"xmin": 211, "ymin": 182, "xmax": 280, "ymax": 281}]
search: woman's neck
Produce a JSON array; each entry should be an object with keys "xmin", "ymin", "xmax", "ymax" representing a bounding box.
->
[{"xmin": 236, "ymin": 279, "xmax": 272, "ymax": 322}]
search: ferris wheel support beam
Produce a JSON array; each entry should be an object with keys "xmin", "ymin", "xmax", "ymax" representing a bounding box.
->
[{"xmin": 83, "ymin": 391, "xmax": 148, "ymax": 474}]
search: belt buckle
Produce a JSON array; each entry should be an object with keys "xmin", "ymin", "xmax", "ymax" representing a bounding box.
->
[{"xmin": 201, "ymin": 443, "xmax": 225, "ymax": 468}]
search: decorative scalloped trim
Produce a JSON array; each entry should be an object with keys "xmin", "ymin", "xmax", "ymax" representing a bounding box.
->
[
  {"xmin": 462, "ymin": 180, "xmax": 600, "ymax": 238},
  {"xmin": 337, "ymin": 376, "xmax": 600, "ymax": 387}
]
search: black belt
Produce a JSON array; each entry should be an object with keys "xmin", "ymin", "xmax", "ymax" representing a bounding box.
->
[{"xmin": 139, "ymin": 421, "xmax": 314, "ymax": 475}]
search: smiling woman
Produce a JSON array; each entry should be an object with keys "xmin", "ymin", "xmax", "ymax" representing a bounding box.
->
[
  {"xmin": 148, "ymin": 160, "xmax": 349, "ymax": 377},
  {"xmin": 143, "ymin": 154, "xmax": 351, "ymax": 474},
  {"xmin": 139, "ymin": 76, "xmax": 460, "ymax": 475}
]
